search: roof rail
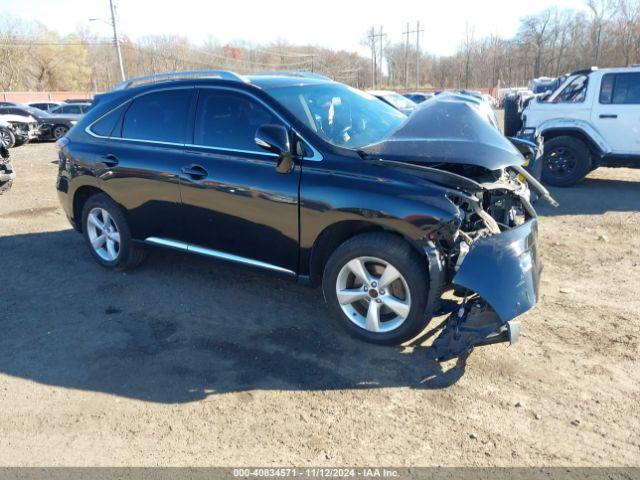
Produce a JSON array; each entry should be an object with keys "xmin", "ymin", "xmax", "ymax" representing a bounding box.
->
[
  {"xmin": 252, "ymin": 71, "xmax": 333, "ymax": 81},
  {"xmin": 114, "ymin": 70, "xmax": 248, "ymax": 90}
]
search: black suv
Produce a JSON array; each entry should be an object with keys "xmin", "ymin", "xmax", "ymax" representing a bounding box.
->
[{"xmin": 56, "ymin": 70, "xmax": 548, "ymax": 360}]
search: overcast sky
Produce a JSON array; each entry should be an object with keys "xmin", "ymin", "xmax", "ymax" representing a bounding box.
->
[{"xmin": 5, "ymin": 0, "xmax": 589, "ymax": 56}]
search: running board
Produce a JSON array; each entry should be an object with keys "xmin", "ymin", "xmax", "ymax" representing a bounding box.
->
[{"xmin": 144, "ymin": 237, "xmax": 295, "ymax": 276}]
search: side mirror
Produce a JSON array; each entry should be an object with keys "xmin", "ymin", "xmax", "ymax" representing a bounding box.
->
[{"xmin": 255, "ymin": 124, "xmax": 294, "ymax": 174}]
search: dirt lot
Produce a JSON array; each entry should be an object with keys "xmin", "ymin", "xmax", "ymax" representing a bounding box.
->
[{"xmin": 0, "ymin": 141, "xmax": 639, "ymax": 466}]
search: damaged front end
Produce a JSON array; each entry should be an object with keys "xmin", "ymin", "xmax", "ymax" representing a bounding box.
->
[
  {"xmin": 428, "ymin": 167, "xmax": 544, "ymax": 361},
  {"xmin": 362, "ymin": 99, "xmax": 555, "ymax": 360}
]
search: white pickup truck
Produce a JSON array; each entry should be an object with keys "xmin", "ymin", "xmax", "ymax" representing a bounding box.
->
[{"xmin": 510, "ymin": 66, "xmax": 640, "ymax": 186}]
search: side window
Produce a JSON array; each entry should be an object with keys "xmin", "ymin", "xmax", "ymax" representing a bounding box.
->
[
  {"xmin": 599, "ymin": 74, "xmax": 615, "ymax": 104},
  {"xmin": 122, "ymin": 89, "xmax": 192, "ymax": 143},
  {"xmin": 555, "ymin": 75, "xmax": 588, "ymax": 103},
  {"xmin": 194, "ymin": 90, "xmax": 282, "ymax": 152},
  {"xmin": 612, "ymin": 73, "xmax": 640, "ymax": 104},
  {"xmin": 90, "ymin": 105, "xmax": 125, "ymax": 137}
]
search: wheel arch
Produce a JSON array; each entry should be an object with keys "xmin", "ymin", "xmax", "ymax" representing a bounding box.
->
[
  {"xmin": 306, "ymin": 220, "xmax": 425, "ymax": 286},
  {"xmin": 72, "ymin": 185, "xmax": 107, "ymax": 232},
  {"xmin": 539, "ymin": 125, "xmax": 608, "ymax": 160}
]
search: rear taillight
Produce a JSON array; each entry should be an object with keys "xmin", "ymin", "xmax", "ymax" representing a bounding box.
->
[{"xmin": 55, "ymin": 136, "xmax": 69, "ymax": 152}]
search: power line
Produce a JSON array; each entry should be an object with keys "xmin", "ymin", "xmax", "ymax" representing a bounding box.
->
[{"xmin": 0, "ymin": 41, "xmax": 115, "ymax": 46}]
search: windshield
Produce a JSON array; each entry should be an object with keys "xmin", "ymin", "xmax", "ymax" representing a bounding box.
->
[
  {"xmin": 552, "ymin": 75, "xmax": 588, "ymax": 103},
  {"xmin": 267, "ymin": 83, "xmax": 407, "ymax": 149},
  {"xmin": 381, "ymin": 92, "xmax": 416, "ymax": 110}
]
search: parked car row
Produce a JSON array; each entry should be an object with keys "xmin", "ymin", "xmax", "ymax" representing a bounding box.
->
[
  {"xmin": 0, "ymin": 100, "xmax": 92, "ymax": 148},
  {"xmin": 504, "ymin": 66, "xmax": 640, "ymax": 186}
]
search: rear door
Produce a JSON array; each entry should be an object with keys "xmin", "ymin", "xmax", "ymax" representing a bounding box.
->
[
  {"xmin": 591, "ymin": 72, "xmax": 640, "ymax": 154},
  {"xmin": 177, "ymin": 87, "xmax": 301, "ymax": 275},
  {"xmin": 91, "ymin": 87, "xmax": 194, "ymax": 241}
]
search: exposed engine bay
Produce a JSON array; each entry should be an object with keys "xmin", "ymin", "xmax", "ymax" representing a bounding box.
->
[{"xmin": 409, "ymin": 162, "xmax": 555, "ymax": 362}]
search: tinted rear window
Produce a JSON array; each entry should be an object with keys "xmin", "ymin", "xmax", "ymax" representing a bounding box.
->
[
  {"xmin": 122, "ymin": 89, "xmax": 192, "ymax": 143},
  {"xmin": 90, "ymin": 106, "xmax": 125, "ymax": 137},
  {"xmin": 600, "ymin": 73, "xmax": 640, "ymax": 104}
]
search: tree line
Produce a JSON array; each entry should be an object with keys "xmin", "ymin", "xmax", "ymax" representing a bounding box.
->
[{"xmin": 1, "ymin": 0, "xmax": 638, "ymax": 93}]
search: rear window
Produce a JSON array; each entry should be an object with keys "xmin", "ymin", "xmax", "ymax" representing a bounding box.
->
[
  {"xmin": 122, "ymin": 89, "xmax": 192, "ymax": 143},
  {"xmin": 600, "ymin": 72, "xmax": 640, "ymax": 104},
  {"xmin": 90, "ymin": 106, "xmax": 125, "ymax": 137}
]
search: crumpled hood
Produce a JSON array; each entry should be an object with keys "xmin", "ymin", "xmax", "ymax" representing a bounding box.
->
[{"xmin": 361, "ymin": 99, "xmax": 525, "ymax": 171}]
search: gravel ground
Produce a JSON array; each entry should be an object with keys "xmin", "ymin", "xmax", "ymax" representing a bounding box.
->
[{"xmin": 0, "ymin": 142, "xmax": 638, "ymax": 466}]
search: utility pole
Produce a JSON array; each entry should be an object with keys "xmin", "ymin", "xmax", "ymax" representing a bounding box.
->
[
  {"xmin": 109, "ymin": 0, "xmax": 126, "ymax": 82},
  {"xmin": 415, "ymin": 20, "xmax": 424, "ymax": 89},
  {"xmin": 367, "ymin": 28, "xmax": 377, "ymax": 88},
  {"xmin": 378, "ymin": 26, "xmax": 386, "ymax": 87},
  {"xmin": 403, "ymin": 22, "xmax": 410, "ymax": 89},
  {"xmin": 367, "ymin": 27, "xmax": 386, "ymax": 89}
]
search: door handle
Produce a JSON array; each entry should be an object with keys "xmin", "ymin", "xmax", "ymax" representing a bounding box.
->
[
  {"xmin": 99, "ymin": 154, "xmax": 119, "ymax": 167},
  {"xmin": 181, "ymin": 164, "xmax": 208, "ymax": 179},
  {"xmin": 599, "ymin": 114, "xmax": 618, "ymax": 119}
]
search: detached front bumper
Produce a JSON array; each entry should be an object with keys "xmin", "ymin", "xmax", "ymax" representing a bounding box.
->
[
  {"xmin": 454, "ymin": 218, "xmax": 540, "ymax": 322},
  {"xmin": 432, "ymin": 218, "xmax": 541, "ymax": 361}
]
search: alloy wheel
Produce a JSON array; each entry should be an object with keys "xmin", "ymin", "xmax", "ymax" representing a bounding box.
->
[
  {"xmin": 53, "ymin": 126, "xmax": 68, "ymax": 140},
  {"xmin": 0, "ymin": 129, "xmax": 12, "ymax": 147},
  {"xmin": 546, "ymin": 147, "xmax": 577, "ymax": 178},
  {"xmin": 86, "ymin": 207, "xmax": 121, "ymax": 261},
  {"xmin": 335, "ymin": 256, "xmax": 411, "ymax": 333}
]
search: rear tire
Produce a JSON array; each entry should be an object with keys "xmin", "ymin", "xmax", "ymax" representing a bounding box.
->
[
  {"xmin": 81, "ymin": 193, "xmax": 147, "ymax": 271},
  {"xmin": 322, "ymin": 232, "xmax": 431, "ymax": 345},
  {"xmin": 541, "ymin": 136, "xmax": 592, "ymax": 187},
  {"xmin": 52, "ymin": 125, "xmax": 69, "ymax": 140}
]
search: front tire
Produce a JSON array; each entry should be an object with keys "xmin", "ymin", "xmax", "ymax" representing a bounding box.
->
[
  {"xmin": 81, "ymin": 193, "xmax": 147, "ymax": 271},
  {"xmin": 322, "ymin": 233, "xmax": 430, "ymax": 345},
  {"xmin": 0, "ymin": 128, "xmax": 15, "ymax": 148},
  {"xmin": 541, "ymin": 136, "xmax": 592, "ymax": 187}
]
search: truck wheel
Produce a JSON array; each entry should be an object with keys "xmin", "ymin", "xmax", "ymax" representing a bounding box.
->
[
  {"xmin": 322, "ymin": 232, "xmax": 430, "ymax": 345},
  {"xmin": 503, "ymin": 94, "xmax": 522, "ymax": 137},
  {"xmin": 81, "ymin": 193, "xmax": 147, "ymax": 271},
  {"xmin": 0, "ymin": 128, "xmax": 15, "ymax": 148},
  {"xmin": 541, "ymin": 136, "xmax": 592, "ymax": 187}
]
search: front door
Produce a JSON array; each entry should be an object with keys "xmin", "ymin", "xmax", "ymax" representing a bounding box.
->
[{"xmin": 178, "ymin": 88, "xmax": 300, "ymax": 275}]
